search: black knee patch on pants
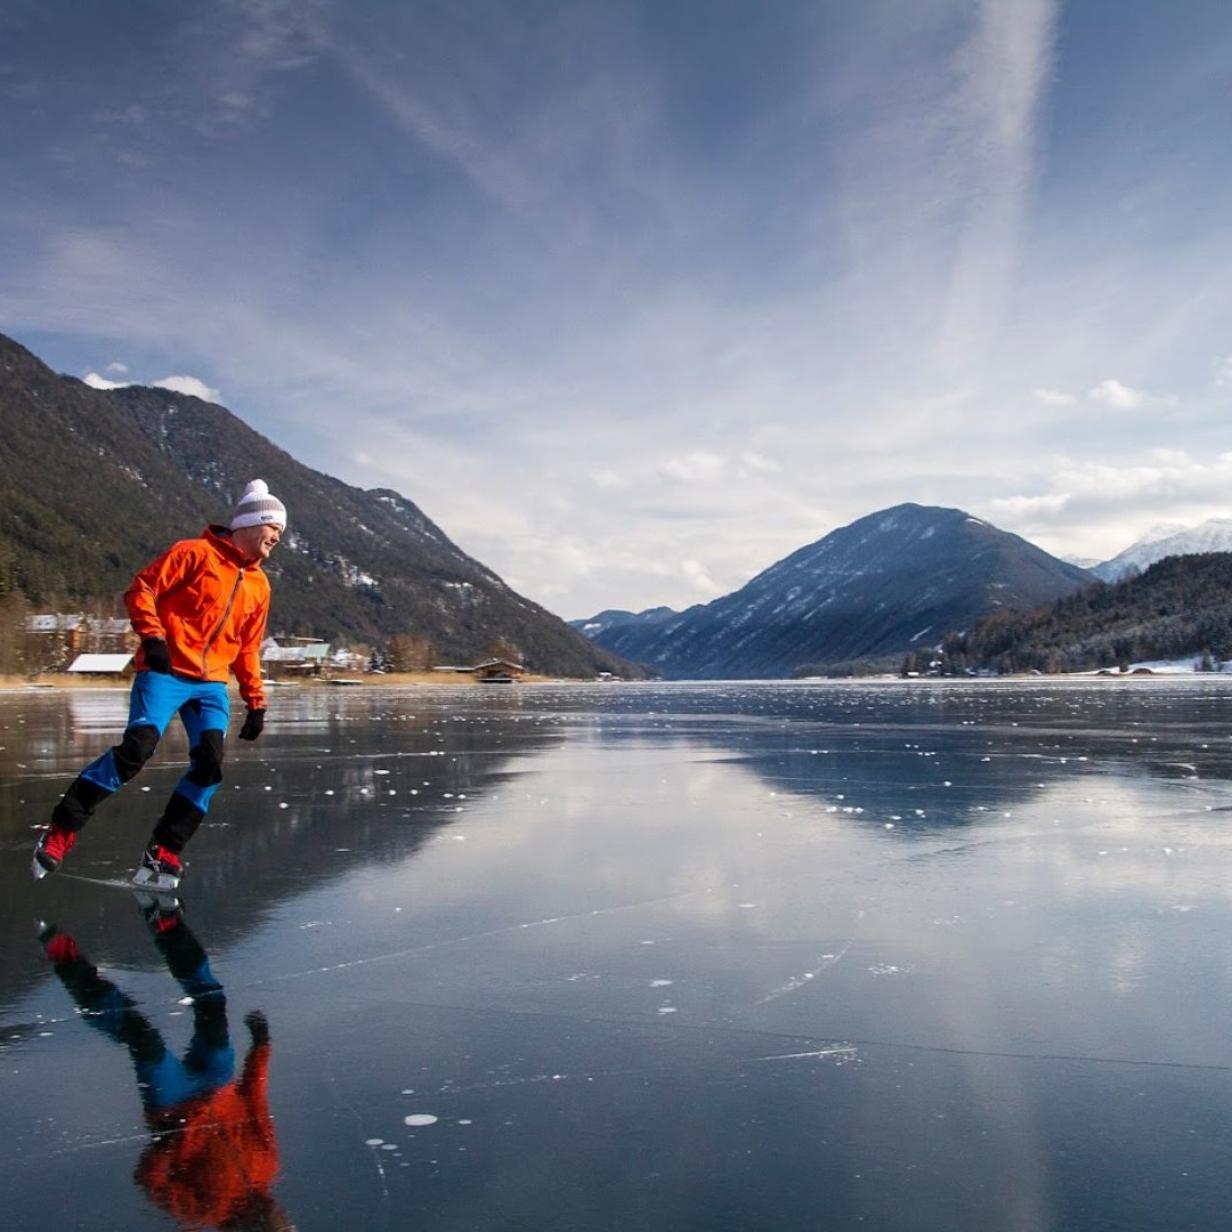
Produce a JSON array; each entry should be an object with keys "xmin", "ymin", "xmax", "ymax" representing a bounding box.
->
[
  {"xmin": 153, "ymin": 792, "xmax": 205, "ymax": 854},
  {"xmin": 185, "ymin": 729, "xmax": 225, "ymax": 788},
  {"xmin": 52, "ymin": 776, "xmax": 111, "ymax": 830},
  {"xmin": 114, "ymin": 725, "xmax": 160, "ymax": 783}
]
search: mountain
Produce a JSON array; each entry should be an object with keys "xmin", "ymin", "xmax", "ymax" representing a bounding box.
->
[
  {"xmin": 567, "ymin": 605, "xmax": 691, "ymax": 664},
  {"xmin": 1092, "ymin": 518, "xmax": 1232, "ymax": 582},
  {"xmin": 570, "ymin": 606, "xmax": 681, "ymax": 636},
  {"xmin": 940, "ymin": 552, "xmax": 1232, "ymax": 673},
  {"xmin": 574, "ymin": 503, "xmax": 1094, "ymax": 678},
  {"xmin": 0, "ymin": 332, "xmax": 638, "ymax": 677}
]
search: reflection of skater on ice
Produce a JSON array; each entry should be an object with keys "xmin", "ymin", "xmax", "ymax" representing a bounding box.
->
[
  {"xmin": 37, "ymin": 899, "xmax": 290, "ymax": 1231},
  {"xmin": 32, "ymin": 479, "xmax": 287, "ymax": 891}
]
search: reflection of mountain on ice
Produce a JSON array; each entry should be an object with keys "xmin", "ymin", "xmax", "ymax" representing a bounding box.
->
[
  {"xmin": 1094, "ymin": 517, "xmax": 1232, "ymax": 581},
  {"xmin": 609, "ymin": 681, "xmax": 1232, "ymax": 836}
]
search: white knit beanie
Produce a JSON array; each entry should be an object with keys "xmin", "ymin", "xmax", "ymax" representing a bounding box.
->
[{"xmin": 230, "ymin": 479, "xmax": 287, "ymax": 531}]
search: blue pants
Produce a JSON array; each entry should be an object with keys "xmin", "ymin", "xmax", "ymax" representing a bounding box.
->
[
  {"xmin": 53, "ymin": 671, "xmax": 231, "ymax": 851},
  {"xmin": 46, "ymin": 915, "xmax": 233, "ymax": 1112}
]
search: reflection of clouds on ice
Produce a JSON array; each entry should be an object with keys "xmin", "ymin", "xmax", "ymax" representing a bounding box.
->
[{"xmin": 1000, "ymin": 777, "xmax": 1232, "ymax": 904}]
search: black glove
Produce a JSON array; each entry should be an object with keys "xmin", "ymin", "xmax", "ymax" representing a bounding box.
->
[
  {"xmin": 238, "ymin": 707, "xmax": 266, "ymax": 741},
  {"xmin": 245, "ymin": 1009, "xmax": 271, "ymax": 1045},
  {"xmin": 142, "ymin": 637, "xmax": 172, "ymax": 674}
]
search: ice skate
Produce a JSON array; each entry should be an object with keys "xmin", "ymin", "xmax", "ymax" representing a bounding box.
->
[
  {"xmin": 35, "ymin": 920, "xmax": 80, "ymax": 964},
  {"xmin": 132, "ymin": 842, "xmax": 184, "ymax": 892},
  {"xmin": 133, "ymin": 888, "xmax": 184, "ymax": 926},
  {"xmin": 32, "ymin": 823, "xmax": 77, "ymax": 880}
]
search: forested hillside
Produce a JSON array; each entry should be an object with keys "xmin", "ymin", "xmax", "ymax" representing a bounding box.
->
[
  {"xmin": 0, "ymin": 333, "xmax": 638, "ymax": 677},
  {"xmin": 938, "ymin": 553, "xmax": 1232, "ymax": 673}
]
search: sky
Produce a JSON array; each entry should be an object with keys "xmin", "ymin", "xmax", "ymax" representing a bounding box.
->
[{"xmin": 3, "ymin": 0, "xmax": 1232, "ymax": 619}]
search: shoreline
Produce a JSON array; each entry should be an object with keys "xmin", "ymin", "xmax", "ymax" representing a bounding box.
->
[
  {"xmin": 3, "ymin": 670, "xmax": 1228, "ymax": 693},
  {"xmin": 0, "ymin": 670, "xmax": 570, "ymax": 691}
]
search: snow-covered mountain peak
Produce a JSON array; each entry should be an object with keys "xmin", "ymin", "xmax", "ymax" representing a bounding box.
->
[
  {"xmin": 1093, "ymin": 517, "xmax": 1232, "ymax": 582},
  {"xmin": 1137, "ymin": 521, "xmax": 1189, "ymax": 546}
]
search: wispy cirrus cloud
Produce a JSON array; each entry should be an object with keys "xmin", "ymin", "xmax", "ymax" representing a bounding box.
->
[
  {"xmin": 933, "ymin": 0, "xmax": 1060, "ymax": 374},
  {"xmin": 658, "ymin": 452, "xmax": 728, "ymax": 484}
]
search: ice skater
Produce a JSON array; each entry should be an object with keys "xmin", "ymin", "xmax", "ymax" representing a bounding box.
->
[{"xmin": 32, "ymin": 479, "xmax": 286, "ymax": 890}]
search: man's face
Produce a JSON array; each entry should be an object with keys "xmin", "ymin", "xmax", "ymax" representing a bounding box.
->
[{"xmin": 232, "ymin": 522, "xmax": 283, "ymax": 562}]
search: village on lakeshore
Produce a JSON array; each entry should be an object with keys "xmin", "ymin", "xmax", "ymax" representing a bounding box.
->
[{"xmin": 8, "ymin": 614, "xmax": 539, "ymax": 686}]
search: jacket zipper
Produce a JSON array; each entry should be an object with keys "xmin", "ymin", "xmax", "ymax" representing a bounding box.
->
[{"xmin": 202, "ymin": 567, "xmax": 245, "ymax": 677}]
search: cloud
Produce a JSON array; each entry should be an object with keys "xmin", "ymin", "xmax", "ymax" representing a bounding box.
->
[
  {"xmin": 337, "ymin": 31, "xmax": 552, "ymax": 217},
  {"xmin": 982, "ymin": 448, "xmax": 1232, "ymax": 560},
  {"xmin": 1032, "ymin": 387, "xmax": 1077, "ymax": 407},
  {"xmin": 658, "ymin": 452, "xmax": 727, "ymax": 484},
  {"xmin": 681, "ymin": 558, "xmax": 719, "ymax": 595},
  {"xmin": 590, "ymin": 469, "xmax": 627, "ymax": 490},
  {"xmin": 932, "ymin": 0, "xmax": 1060, "ymax": 372},
  {"xmin": 1215, "ymin": 355, "xmax": 1232, "ymax": 386},
  {"xmin": 739, "ymin": 451, "xmax": 780, "ymax": 474},
  {"xmin": 216, "ymin": 92, "xmax": 257, "ymax": 124},
  {"xmin": 152, "ymin": 375, "xmax": 221, "ymax": 401},
  {"xmin": 106, "ymin": 361, "xmax": 128, "ymax": 374},
  {"xmin": 1087, "ymin": 378, "xmax": 1146, "ymax": 409},
  {"xmin": 82, "ymin": 371, "xmax": 127, "ymax": 390},
  {"xmin": 233, "ymin": 0, "xmax": 330, "ymax": 72},
  {"xmin": 81, "ymin": 370, "xmax": 221, "ymax": 401},
  {"xmin": 1051, "ymin": 453, "xmax": 1220, "ymax": 504},
  {"xmin": 987, "ymin": 493, "xmax": 1071, "ymax": 517}
]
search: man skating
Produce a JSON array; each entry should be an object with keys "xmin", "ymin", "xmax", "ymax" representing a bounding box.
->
[{"xmin": 32, "ymin": 479, "xmax": 286, "ymax": 890}]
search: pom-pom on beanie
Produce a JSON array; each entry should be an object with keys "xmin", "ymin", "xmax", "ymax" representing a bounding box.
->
[{"xmin": 230, "ymin": 479, "xmax": 287, "ymax": 531}]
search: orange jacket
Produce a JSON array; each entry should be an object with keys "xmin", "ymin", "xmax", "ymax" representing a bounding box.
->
[
  {"xmin": 125, "ymin": 526, "xmax": 270, "ymax": 710},
  {"xmin": 136, "ymin": 1042, "xmax": 281, "ymax": 1228}
]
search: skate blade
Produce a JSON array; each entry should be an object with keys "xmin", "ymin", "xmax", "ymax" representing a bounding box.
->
[
  {"xmin": 32, "ymin": 855, "xmax": 52, "ymax": 881},
  {"xmin": 132, "ymin": 888, "xmax": 182, "ymax": 911},
  {"xmin": 131, "ymin": 867, "xmax": 181, "ymax": 892}
]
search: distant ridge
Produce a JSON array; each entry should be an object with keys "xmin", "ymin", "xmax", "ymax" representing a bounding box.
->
[
  {"xmin": 568, "ymin": 605, "xmax": 689, "ymax": 654},
  {"xmin": 575, "ymin": 503, "xmax": 1093, "ymax": 678},
  {"xmin": 0, "ymin": 332, "xmax": 639, "ymax": 677}
]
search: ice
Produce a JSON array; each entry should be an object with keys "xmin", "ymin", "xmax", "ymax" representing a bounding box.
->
[{"xmin": 7, "ymin": 678, "xmax": 1232, "ymax": 1229}]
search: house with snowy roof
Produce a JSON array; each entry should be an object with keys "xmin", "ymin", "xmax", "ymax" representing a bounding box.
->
[
  {"xmin": 66, "ymin": 652, "xmax": 134, "ymax": 677},
  {"xmin": 260, "ymin": 637, "xmax": 333, "ymax": 676}
]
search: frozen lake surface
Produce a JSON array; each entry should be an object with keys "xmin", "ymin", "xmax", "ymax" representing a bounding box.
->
[{"xmin": 3, "ymin": 679, "xmax": 1232, "ymax": 1230}]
